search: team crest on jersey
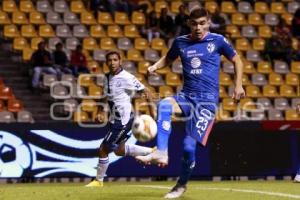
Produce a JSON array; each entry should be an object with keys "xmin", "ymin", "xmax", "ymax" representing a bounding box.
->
[{"xmin": 207, "ymin": 42, "xmax": 215, "ymax": 53}]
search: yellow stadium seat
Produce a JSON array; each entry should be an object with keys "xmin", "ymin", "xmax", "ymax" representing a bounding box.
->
[
  {"xmin": 166, "ymin": 72, "xmax": 182, "ymax": 87},
  {"xmin": 252, "ymin": 38, "xmax": 265, "ymax": 51},
  {"xmin": 83, "ymin": 37, "xmax": 99, "ymax": 51},
  {"xmin": 285, "ymin": 109, "xmax": 300, "ymax": 121},
  {"xmin": 21, "ymin": 24, "xmax": 38, "ymax": 38},
  {"xmin": 151, "ymin": 38, "xmax": 167, "ymax": 51},
  {"xmin": 246, "ymin": 85, "xmax": 261, "ymax": 98},
  {"xmin": 12, "ymin": 11, "xmax": 28, "ymax": 25},
  {"xmin": 240, "ymin": 98, "xmax": 256, "ymax": 110},
  {"xmin": 132, "ymin": 11, "xmax": 146, "ymax": 25},
  {"xmin": 286, "ymin": 73, "xmax": 299, "ymax": 86},
  {"xmin": 269, "ymin": 73, "xmax": 283, "ymax": 85},
  {"xmin": 280, "ymin": 85, "xmax": 296, "ymax": 97},
  {"xmin": 292, "ymin": 38, "xmax": 299, "ymax": 50},
  {"xmin": 226, "ymin": 25, "xmax": 241, "ymax": 38},
  {"xmin": 134, "ymin": 98, "xmax": 151, "ymax": 115},
  {"xmin": 291, "ymin": 62, "xmax": 300, "ymax": 74},
  {"xmin": 81, "ymin": 11, "xmax": 97, "ymax": 25},
  {"xmin": 124, "ymin": 25, "xmax": 141, "ymax": 38},
  {"xmin": 155, "ymin": 1, "xmax": 168, "ymax": 13},
  {"xmin": 219, "ymin": 86, "xmax": 228, "ymax": 98},
  {"xmin": 71, "ymin": 0, "xmax": 86, "ymax": 13},
  {"xmin": 232, "ymin": 13, "xmax": 247, "ymax": 25},
  {"xmin": 3, "ymin": 0, "xmax": 17, "ymax": 13},
  {"xmin": 135, "ymin": 73, "xmax": 147, "ymax": 86},
  {"xmin": 82, "ymin": 50, "xmax": 92, "ymax": 61},
  {"xmin": 220, "ymin": 72, "xmax": 233, "ymax": 86},
  {"xmin": 98, "ymin": 12, "xmax": 114, "ymax": 25},
  {"xmin": 0, "ymin": 10, "xmax": 11, "ymax": 25},
  {"xmin": 257, "ymin": 61, "xmax": 273, "ymax": 74},
  {"xmin": 243, "ymin": 60, "xmax": 256, "ymax": 74},
  {"xmin": 4, "ymin": 24, "xmax": 20, "ymax": 38},
  {"xmin": 156, "ymin": 66, "xmax": 171, "ymax": 75},
  {"xmin": 39, "ymin": 24, "xmax": 55, "ymax": 38},
  {"xmin": 30, "ymin": 11, "xmax": 46, "ymax": 25},
  {"xmin": 216, "ymin": 109, "xmax": 231, "ymax": 121},
  {"xmin": 107, "ymin": 25, "xmax": 123, "ymax": 38},
  {"xmin": 31, "ymin": 37, "xmax": 44, "ymax": 50},
  {"xmin": 255, "ymin": 2, "xmax": 269, "ymax": 14},
  {"xmin": 205, "ymin": 1, "xmax": 218, "ymax": 14},
  {"xmin": 242, "ymin": 74, "xmax": 251, "ymax": 85},
  {"xmin": 13, "ymin": 37, "xmax": 29, "ymax": 51},
  {"xmin": 222, "ymin": 98, "xmax": 237, "ymax": 111},
  {"xmin": 159, "ymin": 85, "xmax": 174, "ymax": 98},
  {"xmin": 88, "ymin": 84, "xmax": 103, "ymax": 98},
  {"xmin": 248, "ymin": 13, "xmax": 264, "ymax": 26},
  {"xmin": 100, "ymin": 37, "xmax": 116, "ymax": 50},
  {"xmin": 20, "ymin": 0, "xmax": 35, "ymax": 13},
  {"xmin": 127, "ymin": 49, "xmax": 143, "ymax": 61},
  {"xmin": 281, "ymin": 13, "xmax": 293, "ymax": 25},
  {"xmin": 78, "ymin": 74, "xmax": 94, "ymax": 87},
  {"xmin": 258, "ymin": 25, "xmax": 272, "ymax": 38},
  {"xmin": 263, "ymin": 85, "xmax": 278, "ymax": 97},
  {"xmin": 90, "ymin": 25, "xmax": 107, "ymax": 38},
  {"xmin": 74, "ymin": 111, "xmax": 90, "ymax": 122},
  {"xmin": 138, "ymin": 61, "xmax": 151, "ymax": 74},
  {"xmin": 87, "ymin": 61, "xmax": 100, "ymax": 73},
  {"xmin": 134, "ymin": 38, "xmax": 149, "ymax": 50},
  {"xmin": 115, "ymin": 12, "xmax": 131, "ymax": 25},
  {"xmin": 22, "ymin": 47, "xmax": 34, "ymax": 61},
  {"xmin": 221, "ymin": 1, "xmax": 236, "ymax": 13},
  {"xmin": 235, "ymin": 38, "xmax": 250, "ymax": 51},
  {"xmin": 271, "ymin": 2, "xmax": 286, "ymax": 14},
  {"xmin": 171, "ymin": 1, "xmax": 182, "ymax": 14}
]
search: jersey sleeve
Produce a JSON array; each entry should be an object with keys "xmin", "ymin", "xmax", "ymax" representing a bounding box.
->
[
  {"xmin": 126, "ymin": 75, "xmax": 145, "ymax": 91},
  {"xmin": 219, "ymin": 36, "xmax": 236, "ymax": 61},
  {"xmin": 166, "ymin": 38, "xmax": 180, "ymax": 60}
]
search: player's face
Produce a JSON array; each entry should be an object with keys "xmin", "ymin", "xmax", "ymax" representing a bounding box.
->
[
  {"xmin": 189, "ymin": 17, "xmax": 210, "ymax": 40},
  {"xmin": 107, "ymin": 54, "xmax": 121, "ymax": 74}
]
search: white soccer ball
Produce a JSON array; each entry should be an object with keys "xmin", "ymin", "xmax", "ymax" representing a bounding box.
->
[{"xmin": 132, "ymin": 114, "xmax": 157, "ymax": 142}]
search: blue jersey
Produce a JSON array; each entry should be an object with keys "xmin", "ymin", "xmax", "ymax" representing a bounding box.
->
[{"xmin": 167, "ymin": 33, "xmax": 236, "ymax": 105}]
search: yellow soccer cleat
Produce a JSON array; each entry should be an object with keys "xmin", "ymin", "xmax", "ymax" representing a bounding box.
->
[{"xmin": 85, "ymin": 180, "xmax": 103, "ymax": 187}]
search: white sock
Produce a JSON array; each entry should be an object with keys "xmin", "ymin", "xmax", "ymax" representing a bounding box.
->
[
  {"xmin": 96, "ymin": 157, "xmax": 109, "ymax": 182},
  {"xmin": 125, "ymin": 144, "xmax": 153, "ymax": 157}
]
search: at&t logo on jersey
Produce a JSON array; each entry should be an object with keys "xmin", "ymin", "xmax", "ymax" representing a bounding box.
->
[{"xmin": 190, "ymin": 57, "xmax": 202, "ymax": 74}]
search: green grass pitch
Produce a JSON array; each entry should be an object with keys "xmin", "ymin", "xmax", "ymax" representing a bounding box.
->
[{"xmin": 1, "ymin": 181, "xmax": 300, "ymax": 200}]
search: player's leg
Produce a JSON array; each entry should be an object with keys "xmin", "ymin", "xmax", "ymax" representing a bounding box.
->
[{"xmin": 114, "ymin": 141, "xmax": 154, "ymax": 157}]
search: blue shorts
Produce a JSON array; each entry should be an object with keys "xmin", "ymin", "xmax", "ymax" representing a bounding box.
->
[
  {"xmin": 102, "ymin": 117, "xmax": 133, "ymax": 151},
  {"xmin": 173, "ymin": 92, "xmax": 216, "ymax": 146}
]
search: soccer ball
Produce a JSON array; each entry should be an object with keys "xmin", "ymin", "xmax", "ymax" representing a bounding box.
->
[{"xmin": 132, "ymin": 115, "xmax": 157, "ymax": 142}]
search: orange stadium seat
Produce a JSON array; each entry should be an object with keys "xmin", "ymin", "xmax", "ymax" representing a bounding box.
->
[
  {"xmin": 74, "ymin": 111, "xmax": 90, "ymax": 122},
  {"xmin": 107, "ymin": 25, "xmax": 123, "ymax": 38},
  {"xmin": 151, "ymin": 38, "xmax": 167, "ymax": 51},
  {"xmin": 13, "ymin": 37, "xmax": 29, "ymax": 51},
  {"xmin": 236, "ymin": 38, "xmax": 250, "ymax": 51},
  {"xmin": 20, "ymin": 0, "xmax": 35, "ymax": 13},
  {"xmin": 291, "ymin": 62, "xmax": 300, "ymax": 74},
  {"xmin": 22, "ymin": 47, "xmax": 34, "ymax": 61},
  {"xmin": 281, "ymin": 13, "xmax": 293, "ymax": 25},
  {"xmin": 98, "ymin": 12, "xmax": 114, "ymax": 25},
  {"xmin": 243, "ymin": 61, "xmax": 256, "ymax": 74},
  {"xmin": 257, "ymin": 61, "xmax": 273, "ymax": 74},
  {"xmin": 3, "ymin": 0, "xmax": 17, "ymax": 13},
  {"xmin": 248, "ymin": 13, "xmax": 264, "ymax": 26},
  {"xmin": 216, "ymin": 109, "xmax": 231, "ymax": 121},
  {"xmin": 155, "ymin": 1, "xmax": 168, "ymax": 13},
  {"xmin": 286, "ymin": 73, "xmax": 299, "ymax": 86},
  {"xmin": 240, "ymin": 98, "xmax": 256, "ymax": 110},
  {"xmin": 159, "ymin": 85, "xmax": 174, "ymax": 98},
  {"xmin": 78, "ymin": 74, "xmax": 94, "ymax": 87},
  {"xmin": 258, "ymin": 25, "xmax": 272, "ymax": 38},
  {"xmin": 135, "ymin": 38, "xmax": 149, "ymax": 50},
  {"xmin": 124, "ymin": 25, "xmax": 140, "ymax": 38},
  {"xmin": 263, "ymin": 85, "xmax": 279, "ymax": 97},
  {"xmin": 255, "ymin": 2, "xmax": 269, "ymax": 14},
  {"xmin": 12, "ymin": 11, "xmax": 29, "ymax": 25},
  {"xmin": 132, "ymin": 11, "xmax": 146, "ymax": 25},
  {"xmin": 222, "ymin": 98, "xmax": 237, "ymax": 111},
  {"xmin": 285, "ymin": 109, "xmax": 300, "ymax": 121},
  {"xmin": 115, "ymin": 12, "xmax": 131, "ymax": 25},
  {"xmin": 4, "ymin": 24, "xmax": 20, "ymax": 38},
  {"xmin": 271, "ymin": 2, "xmax": 286, "ymax": 14},
  {"xmin": 205, "ymin": 1, "xmax": 218, "ymax": 13},
  {"xmin": 90, "ymin": 25, "xmax": 107, "ymax": 38},
  {"xmin": 31, "ymin": 37, "xmax": 44, "ymax": 50},
  {"xmin": 242, "ymin": 74, "xmax": 251, "ymax": 85},
  {"xmin": 7, "ymin": 99, "xmax": 23, "ymax": 112},
  {"xmin": 39, "ymin": 24, "xmax": 55, "ymax": 38},
  {"xmin": 81, "ymin": 11, "xmax": 97, "ymax": 25},
  {"xmin": 221, "ymin": 1, "xmax": 237, "ymax": 13},
  {"xmin": 246, "ymin": 85, "xmax": 261, "ymax": 98},
  {"xmin": 88, "ymin": 84, "xmax": 103, "ymax": 98},
  {"xmin": 0, "ymin": 86, "xmax": 14, "ymax": 100},
  {"xmin": 83, "ymin": 37, "xmax": 99, "ymax": 51},
  {"xmin": 280, "ymin": 85, "xmax": 296, "ymax": 97},
  {"xmin": 269, "ymin": 73, "xmax": 284, "ymax": 85},
  {"xmin": 29, "ymin": 11, "xmax": 46, "ymax": 25},
  {"xmin": 21, "ymin": 24, "xmax": 38, "ymax": 38},
  {"xmin": 171, "ymin": 1, "xmax": 183, "ymax": 14},
  {"xmin": 0, "ymin": 10, "xmax": 11, "ymax": 25},
  {"xmin": 138, "ymin": 61, "xmax": 151, "ymax": 74},
  {"xmin": 127, "ymin": 49, "xmax": 143, "ymax": 61},
  {"xmin": 232, "ymin": 13, "xmax": 247, "ymax": 25},
  {"xmin": 166, "ymin": 73, "xmax": 182, "ymax": 87},
  {"xmin": 226, "ymin": 25, "xmax": 241, "ymax": 38},
  {"xmin": 252, "ymin": 38, "xmax": 266, "ymax": 51},
  {"xmin": 134, "ymin": 98, "xmax": 150, "ymax": 115},
  {"xmin": 219, "ymin": 86, "xmax": 228, "ymax": 98},
  {"xmin": 71, "ymin": 0, "xmax": 86, "ymax": 13},
  {"xmin": 100, "ymin": 37, "xmax": 116, "ymax": 50},
  {"xmin": 220, "ymin": 72, "xmax": 233, "ymax": 86}
]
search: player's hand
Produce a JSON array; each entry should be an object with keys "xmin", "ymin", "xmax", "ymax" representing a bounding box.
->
[
  {"xmin": 147, "ymin": 65, "xmax": 158, "ymax": 75},
  {"xmin": 232, "ymin": 86, "xmax": 245, "ymax": 101}
]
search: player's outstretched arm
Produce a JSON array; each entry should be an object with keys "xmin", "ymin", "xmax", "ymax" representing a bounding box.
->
[
  {"xmin": 231, "ymin": 54, "xmax": 246, "ymax": 100},
  {"xmin": 148, "ymin": 55, "xmax": 174, "ymax": 74}
]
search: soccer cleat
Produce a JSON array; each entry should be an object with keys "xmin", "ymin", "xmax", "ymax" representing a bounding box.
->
[
  {"xmin": 164, "ymin": 183, "xmax": 187, "ymax": 199},
  {"xmin": 85, "ymin": 180, "xmax": 103, "ymax": 187},
  {"xmin": 294, "ymin": 174, "xmax": 300, "ymax": 183},
  {"xmin": 135, "ymin": 149, "xmax": 168, "ymax": 167}
]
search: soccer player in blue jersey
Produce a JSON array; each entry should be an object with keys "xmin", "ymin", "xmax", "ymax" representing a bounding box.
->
[{"xmin": 136, "ymin": 8, "xmax": 245, "ymax": 198}]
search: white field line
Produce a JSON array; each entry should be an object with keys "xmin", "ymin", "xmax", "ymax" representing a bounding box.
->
[{"xmin": 135, "ymin": 185, "xmax": 300, "ymax": 199}]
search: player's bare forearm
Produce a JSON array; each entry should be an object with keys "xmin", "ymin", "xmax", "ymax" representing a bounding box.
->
[
  {"xmin": 231, "ymin": 54, "xmax": 245, "ymax": 100},
  {"xmin": 148, "ymin": 56, "xmax": 174, "ymax": 73}
]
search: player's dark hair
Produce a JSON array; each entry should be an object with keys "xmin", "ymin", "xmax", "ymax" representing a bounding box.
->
[
  {"xmin": 106, "ymin": 51, "xmax": 121, "ymax": 60},
  {"xmin": 189, "ymin": 7, "xmax": 209, "ymax": 19}
]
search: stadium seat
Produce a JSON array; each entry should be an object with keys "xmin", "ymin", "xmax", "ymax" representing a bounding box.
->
[
  {"xmin": 216, "ymin": 109, "xmax": 231, "ymax": 121},
  {"xmin": 64, "ymin": 99, "xmax": 79, "ymax": 113},
  {"xmin": 12, "ymin": 11, "xmax": 28, "ymax": 25},
  {"xmin": 280, "ymin": 85, "xmax": 296, "ymax": 97},
  {"xmin": 90, "ymin": 25, "xmax": 106, "ymax": 38},
  {"xmin": 238, "ymin": 1, "xmax": 253, "ymax": 14},
  {"xmin": 274, "ymin": 98, "xmax": 290, "ymax": 110},
  {"xmin": 115, "ymin": 12, "xmax": 131, "ymax": 25},
  {"xmin": 54, "ymin": 0, "xmax": 68, "ymax": 13},
  {"xmin": 269, "ymin": 73, "xmax": 283, "ymax": 85},
  {"xmin": 134, "ymin": 98, "xmax": 150, "ymax": 115},
  {"xmin": 236, "ymin": 38, "xmax": 250, "ymax": 51},
  {"xmin": 255, "ymin": 2, "xmax": 269, "ymax": 14},
  {"xmin": 0, "ymin": 100, "xmax": 5, "ymax": 112},
  {"xmin": 47, "ymin": 11, "xmax": 63, "ymax": 25},
  {"xmin": 13, "ymin": 37, "xmax": 29, "ymax": 51},
  {"xmin": 219, "ymin": 86, "xmax": 228, "ymax": 98},
  {"xmin": 117, "ymin": 37, "xmax": 133, "ymax": 50},
  {"xmin": 98, "ymin": 12, "xmax": 114, "ymax": 25},
  {"xmin": 246, "ymin": 85, "xmax": 261, "ymax": 98},
  {"xmin": 268, "ymin": 109, "xmax": 283, "ymax": 120},
  {"xmin": 17, "ymin": 110, "xmax": 34, "ymax": 123},
  {"xmin": 82, "ymin": 50, "xmax": 92, "ymax": 61},
  {"xmin": 56, "ymin": 25, "xmax": 72, "ymax": 38},
  {"xmin": 73, "ymin": 25, "xmax": 89, "ymax": 38},
  {"xmin": 274, "ymin": 61, "xmax": 289, "ymax": 74},
  {"xmin": 220, "ymin": 72, "xmax": 233, "ymax": 86},
  {"xmin": 271, "ymin": 2, "xmax": 286, "ymax": 14},
  {"xmin": 242, "ymin": 74, "xmax": 251, "ymax": 86},
  {"xmin": 4, "ymin": 24, "xmax": 20, "ymax": 38},
  {"xmin": 88, "ymin": 61, "xmax": 100, "ymax": 72},
  {"xmin": 285, "ymin": 109, "xmax": 300, "ymax": 121},
  {"xmin": 37, "ymin": 0, "xmax": 52, "ymax": 13},
  {"xmin": 95, "ymin": 74, "xmax": 106, "ymax": 87},
  {"xmin": 155, "ymin": 1, "xmax": 168, "ymax": 13},
  {"xmin": 205, "ymin": 1, "xmax": 218, "ymax": 14},
  {"xmin": 7, "ymin": 99, "xmax": 23, "ymax": 112},
  {"xmin": 22, "ymin": 48, "xmax": 34, "ymax": 61},
  {"xmin": 291, "ymin": 62, "xmax": 300, "ymax": 74},
  {"xmin": 138, "ymin": 61, "xmax": 151, "ymax": 74},
  {"xmin": 145, "ymin": 49, "xmax": 160, "ymax": 62},
  {"xmin": 20, "ymin": 0, "xmax": 35, "ymax": 13},
  {"xmin": 222, "ymin": 98, "xmax": 237, "ymax": 111},
  {"xmin": 171, "ymin": 1, "xmax": 182, "ymax": 14},
  {"xmin": 251, "ymin": 73, "xmax": 267, "ymax": 86},
  {"xmin": 232, "ymin": 13, "xmax": 247, "ymax": 25},
  {"xmin": 107, "ymin": 25, "xmax": 123, "ymax": 38},
  {"xmin": 246, "ymin": 50, "xmax": 261, "ymax": 62},
  {"xmin": 258, "ymin": 25, "xmax": 272, "ymax": 38},
  {"xmin": 292, "ymin": 98, "xmax": 300, "ymax": 109},
  {"xmin": 240, "ymin": 98, "xmax": 256, "ymax": 110},
  {"xmin": 0, "ymin": 10, "xmax": 11, "ymax": 25},
  {"xmin": 172, "ymin": 61, "xmax": 183, "ymax": 74},
  {"xmin": 223, "ymin": 61, "xmax": 234, "ymax": 74},
  {"xmin": 166, "ymin": 73, "xmax": 182, "ymax": 87},
  {"xmin": 252, "ymin": 38, "xmax": 265, "ymax": 51},
  {"xmin": 93, "ymin": 49, "xmax": 106, "ymax": 62},
  {"xmin": 257, "ymin": 61, "xmax": 272, "ymax": 74},
  {"xmin": 288, "ymin": 2, "xmax": 300, "ymax": 14},
  {"xmin": 0, "ymin": 111, "xmax": 16, "ymax": 123},
  {"xmin": 71, "ymin": 0, "xmax": 86, "ymax": 13},
  {"xmin": 281, "ymin": 13, "xmax": 293, "ymax": 25},
  {"xmin": 61, "ymin": 74, "xmax": 76, "ymax": 83},
  {"xmin": 148, "ymin": 74, "xmax": 165, "ymax": 86},
  {"xmin": 78, "ymin": 74, "xmax": 94, "ymax": 87},
  {"xmin": 100, "ymin": 37, "xmax": 116, "ymax": 50},
  {"xmin": 134, "ymin": 38, "xmax": 149, "ymax": 50},
  {"xmin": 151, "ymin": 38, "xmax": 167, "ymax": 51},
  {"xmin": 66, "ymin": 37, "xmax": 80, "ymax": 50},
  {"xmin": 39, "ymin": 24, "xmax": 55, "ymax": 38},
  {"xmin": 132, "ymin": 11, "xmax": 146, "ymax": 25},
  {"xmin": 74, "ymin": 111, "xmax": 90, "ymax": 122},
  {"xmin": 221, "ymin": 1, "xmax": 236, "ymax": 13},
  {"xmin": 226, "ymin": 25, "xmax": 241, "ymax": 38},
  {"xmin": 243, "ymin": 60, "xmax": 256, "ymax": 74},
  {"xmin": 124, "ymin": 25, "xmax": 140, "ymax": 38},
  {"xmin": 263, "ymin": 85, "xmax": 279, "ymax": 97},
  {"xmin": 83, "ymin": 37, "xmax": 99, "ymax": 51},
  {"xmin": 21, "ymin": 25, "xmax": 38, "ymax": 38},
  {"xmin": 81, "ymin": 99, "xmax": 98, "ymax": 121},
  {"xmin": 265, "ymin": 14, "xmax": 279, "ymax": 26},
  {"xmin": 30, "ymin": 11, "xmax": 46, "ymax": 25},
  {"xmin": 159, "ymin": 85, "xmax": 174, "ymax": 98},
  {"xmin": 0, "ymin": 86, "xmax": 14, "ymax": 100},
  {"xmin": 81, "ymin": 11, "xmax": 97, "ymax": 25},
  {"xmin": 250, "ymin": 110, "xmax": 266, "ymax": 120},
  {"xmin": 248, "ymin": 13, "xmax": 264, "ymax": 26},
  {"xmin": 31, "ymin": 37, "xmax": 44, "ymax": 50},
  {"xmin": 241, "ymin": 25, "xmax": 257, "ymax": 38},
  {"xmin": 3, "ymin": 0, "xmax": 17, "ymax": 13},
  {"xmin": 52, "ymin": 84, "xmax": 70, "ymax": 99},
  {"xmin": 88, "ymin": 84, "xmax": 103, "ymax": 98},
  {"xmin": 257, "ymin": 97, "xmax": 272, "ymax": 110},
  {"xmin": 64, "ymin": 11, "xmax": 80, "ymax": 25}
]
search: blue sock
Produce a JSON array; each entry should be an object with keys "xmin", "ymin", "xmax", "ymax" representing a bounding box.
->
[
  {"xmin": 156, "ymin": 99, "xmax": 173, "ymax": 151},
  {"xmin": 178, "ymin": 136, "xmax": 196, "ymax": 186},
  {"xmin": 297, "ymin": 166, "xmax": 300, "ymax": 175}
]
